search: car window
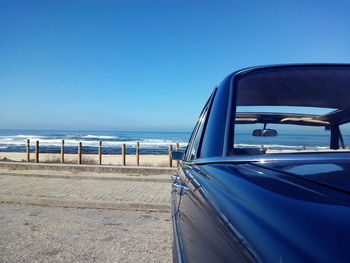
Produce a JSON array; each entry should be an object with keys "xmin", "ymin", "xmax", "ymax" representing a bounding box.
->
[
  {"xmin": 233, "ymin": 106, "xmax": 350, "ymax": 154},
  {"xmin": 339, "ymin": 123, "xmax": 350, "ymax": 148},
  {"xmin": 188, "ymin": 107, "xmax": 209, "ymax": 160},
  {"xmin": 185, "ymin": 92, "xmax": 214, "ymax": 161},
  {"xmin": 232, "ymin": 67, "xmax": 350, "ymax": 155}
]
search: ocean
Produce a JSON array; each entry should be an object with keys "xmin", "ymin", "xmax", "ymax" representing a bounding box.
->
[
  {"xmin": 0, "ymin": 130, "xmax": 191, "ymax": 154},
  {"xmin": 0, "ymin": 130, "xmax": 346, "ymax": 154}
]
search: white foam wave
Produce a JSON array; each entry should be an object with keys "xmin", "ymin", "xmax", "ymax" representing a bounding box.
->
[
  {"xmin": 143, "ymin": 139, "xmax": 172, "ymax": 142},
  {"xmin": 0, "ymin": 137, "xmax": 42, "ymax": 144},
  {"xmin": 141, "ymin": 139, "xmax": 187, "ymax": 147},
  {"xmin": 235, "ymin": 143, "xmax": 327, "ymax": 150},
  {"xmin": 0, "ymin": 138, "xmax": 188, "ymax": 148},
  {"xmin": 83, "ymin": 135, "xmax": 117, "ymax": 139},
  {"xmin": 102, "ymin": 141, "xmax": 188, "ymax": 148},
  {"xmin": 235, "ymin": 143, "xmax": 300, "ymax": 149},
  {"xmin": 7, "ymin": 135, "xmax": 43, "ymax": 139}
]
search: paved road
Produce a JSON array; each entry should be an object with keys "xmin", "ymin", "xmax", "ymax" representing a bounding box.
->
[
  {"xmin": 0, "ymin": 172, "xmax": 171, "ymax": 211},
  {"xmin": 0, "ymin": 203, "xmax": 172, "ymax": 263}
]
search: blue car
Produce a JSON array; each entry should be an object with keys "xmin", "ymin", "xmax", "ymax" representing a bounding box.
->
[{"xmin": 171, "ymin": 64, "xmax": 350, "ymax": 263}]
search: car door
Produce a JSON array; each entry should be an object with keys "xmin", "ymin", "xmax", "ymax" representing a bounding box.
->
[
  {"xmin": 173, "ymin": 92, "xmax": 257, "ymax": 262},
  {"xmin": 174, "ymin": 98, "xmax": 235, "ymax": 262},
  {"xmin": 173, "ymin": 92, "xmax": 229, "ymax": 262},
  {"xmin": 171, "ymin": 92, "xmax": 213, "ymax": 263}
]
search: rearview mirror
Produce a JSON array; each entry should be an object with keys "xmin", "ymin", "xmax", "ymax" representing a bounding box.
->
[
  {"xmin": 252, "ymin": 129, "xmax": 278, "ymax": 137},
  {"xmin": 172, "ymin": 151, "xmax": 184, "ymax": 161}
]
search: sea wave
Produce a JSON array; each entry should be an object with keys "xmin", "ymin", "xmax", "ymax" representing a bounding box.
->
[
  {"xmin": 3, "ymin": 135, "xmax": 44, "ymax": 139},
  {"xmin": 235, "ymin": 143, "xmax": 327, "ymax": 150},
  {"xmin": 82, "ymin": 135, "xmax": 118, "ymax": 139},
  {"xmin": 140, "ymin": 139, "xmax": 187, "ymax": 147},
  {"xmin": 0, "ymin": 130, "xmax": 191, "ymax": 153},
  {"xmin": 0, "ymin": 138, "xmax": 188, "ymax": 148}
]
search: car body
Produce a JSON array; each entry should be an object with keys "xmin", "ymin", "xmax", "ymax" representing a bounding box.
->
[{"xmin": 171, "ymin": 64, "xmax": 350, "ymax": 263}]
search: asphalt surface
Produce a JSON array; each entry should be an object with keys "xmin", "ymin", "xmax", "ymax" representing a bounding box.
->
[{"xmin": 0, "ymin": 203, "xmax": 172, "ymax": 263}]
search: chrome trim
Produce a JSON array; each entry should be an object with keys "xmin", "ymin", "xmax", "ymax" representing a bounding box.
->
[
  {"xmin": 223, "ymin": 76, "xmax": 234, "ymax": 156},
  {"xmin": 171, "ymin": 174, "xmax": 180, "ymax": 182},
  {"xmin": 173, "ymin": 182, "xmax": 189, "ymax": 195},
  {"xmin": 192, "ymin": 152, "xmax": 350, "ymax": 165}
]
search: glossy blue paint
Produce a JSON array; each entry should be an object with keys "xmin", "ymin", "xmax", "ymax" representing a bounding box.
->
[
  {"xmin": 199, "ymin": 78, "xmax": 230, "ymax": 158},
  {"xmin": 172, "ymin": 64, "xmax": 350, "ymax": 262},
  {"xmin": 199, "ymin": 163, "xmax": 350, "ymax": 262},
  {"xmin": 255, "ymin": 158, "xmax": 350, "ymax": 193},
  {"xmin": 174, "ymin": 160, "xmax": 350, "ymax": 262}
]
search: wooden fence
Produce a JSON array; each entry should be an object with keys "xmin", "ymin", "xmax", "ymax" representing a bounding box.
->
[{"xmin": 25, "ymin": 140, "xmax": 180, "ymax": 167}]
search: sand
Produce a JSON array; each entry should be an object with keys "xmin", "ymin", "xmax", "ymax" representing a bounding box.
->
[{"xmin": 0, "ymin": 152, "xmax": 177, "ymax": 167}]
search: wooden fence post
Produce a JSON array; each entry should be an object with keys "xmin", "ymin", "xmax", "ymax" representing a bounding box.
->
[
  {"xmin": 98, "ymin": 141, "xmax": 102, "ymax": 165},
  {"xmin": 35, "ymin": 141, "xmax": 39, "ymax": 163},
  {"xmin": 136, "ymin": 142, "xmax": 140, "ymax": 166},
  {"xmin": 122, "ymin": 144, "xmax": 126, "ymax": 166},
  {"xmin": 176, "ymin": 142, "xmax": 180, "ymax": 167},
  {"xmin": 78, "ymin": 142, "xmax": 82, "ymax": 165},
  {"xmin": 61, "ymin": 140, "xmax": 65, "ymax": 163},
  {"xmin": 168, "ymin": 144, "xmax": 173, "ymax": 167},
  {"xmin": 26, "ymin": 139, "xmax": 30, "ymax": 162}
]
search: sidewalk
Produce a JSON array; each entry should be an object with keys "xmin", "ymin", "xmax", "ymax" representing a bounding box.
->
[{"xmin": 0, "ymin": 170, "xmax": 171, "ymax": 212}]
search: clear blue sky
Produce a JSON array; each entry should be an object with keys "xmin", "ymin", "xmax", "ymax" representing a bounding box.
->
[{"xmin": 1, "ymin": 0, "xmax": 350, "ymax": 131}]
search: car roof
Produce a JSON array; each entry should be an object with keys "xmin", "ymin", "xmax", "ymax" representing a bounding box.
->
[{"xmin": 229, "ymin": 64, "xmax": 350, "ymax": 109}]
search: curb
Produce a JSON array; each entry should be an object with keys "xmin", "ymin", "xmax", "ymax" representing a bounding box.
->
[
  {"xmin": 0, "ymin": 172, "xmax": 171, "ymax": 183},
  {"xmin": 0, "ymin": 161, "xmax": 177, "ymax": 176},
  {"xmin": 0, "ymin": 196, "xmax": 170, "ymax": 212}
]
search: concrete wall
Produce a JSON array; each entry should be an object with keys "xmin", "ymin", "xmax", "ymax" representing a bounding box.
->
[{"xmin": 0, "ymin": 161, "xmax": 176, "ymax": 176}]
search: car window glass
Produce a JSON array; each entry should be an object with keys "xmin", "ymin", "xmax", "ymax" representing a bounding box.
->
[
  {"xmin": 185, "ymin": 120, "xmax": 201, "ymax": 159},
  {"xmin": 234, "ymin": 106, "xmax": 332, "ymax": 153},
  {"xmin": 188, "ymin": 108, "xmax": 208, "ymax": 160},
  {"xmin": 232, "ymin": 66, "xmax": 350, "ymax": 155},
  {"xmin": 185, "ymin": 92, "xmax": 215, "ymax": 161},
  {"xmin": 235, "ymin": 121, "xmax": 330, "ymax": 153},
  {"xmin": 339, "ymin": 123, "xmax": 350, "ymax": 148}
]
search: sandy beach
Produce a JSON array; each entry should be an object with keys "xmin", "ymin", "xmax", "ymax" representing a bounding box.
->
[{"xmin": 0, "ymin": 152, "xmax": 176, "ymax": 167}]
